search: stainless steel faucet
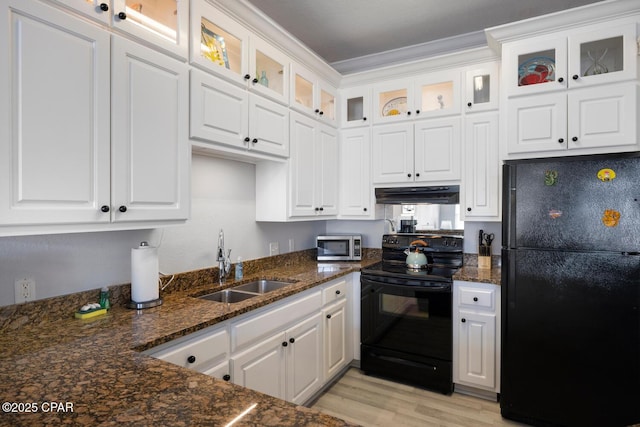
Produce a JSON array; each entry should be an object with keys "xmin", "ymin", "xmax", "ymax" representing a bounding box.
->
[{"xmin": 217, "ymin": 229, "xmax": 231, "ymax": 284}]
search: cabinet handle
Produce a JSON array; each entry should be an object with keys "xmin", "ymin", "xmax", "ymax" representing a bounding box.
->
[
  {"xmin": 222, "ymin": 374, "xmax": 231, "ymax": 381},
  {"xmin": 467, "ymin": 207, "xmax": 472, "ymax": 212},
  {"xmin": 117, "ymin": 11, "xmax": 126, "ymax": 20},
  {"xmin": 572, "ymin": 75, "xmax": 579, "ymax": 80},
  {"xmin": 99, "ymin": 3, "xmax": 109, "ymax": 11},
  {"xmin": 244, "ymin": 137, "xmax": 250, "ymax": 142},
  {"xmin": 244, "ymin": 74, "xmax": 250, "ymax": 80},
  {"xmin": 187, "ymin": 355, "xmax": 196, "ymax": 363},
  {"xmin": 282, "ymin": 341, "xmax": 288, "ymax": 347},
  {"xmin": 461, "ymin": 318, "xmax": 466, "ymax": 323},
  {"xmin": 118, "ymin": 206, "xmax": 127, "ymax": 213},
  {"xmin": 100, "ymin": 205, "xmax": 110, "ymax": 213},
  {"xmin": 473, "ymin": 297, "xmax": 478, "ymax": 302},
  {"xmin": 335, "ymin": 290, "xmax": 341, "ymax": 295},
  {"xmin": 558, "ymin": 77, "xmax": 564, "ymax": 83},
  {"xmin": 289, "ymin": 338, "xmax": 295, "ymax": 344},
  {"xmin": 558, "ymin": 138, "xmax": 564, "ymax": 143},
  {"xmin": 252, "ymin": 78, "xmax": 258, "ymax": 84},
  {"xmin": 326, "ymin": 314, "xmax": 332, "ymax": 319},
  {"xmin": 572, "ymin": 136, "xmax": 578, "ymax": 142},
  {"xmin": 467, "ymin": 102, "xmax": 472, "ymax": 108},
  {"xmin": 252, "ymin": 138, "xmax": 258, "ymax": 144}
]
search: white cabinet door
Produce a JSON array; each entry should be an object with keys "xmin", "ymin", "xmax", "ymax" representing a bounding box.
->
[
  {"xmin": 248, "ymin": 94, "xmax": 289, "ymax": 157},
  {"xmin": 0, "ymin": 0, "xmax": 111, "ymax": 226},
  {"xmin": 340, "ymin": 86, "xmax": 371, "ymax": 128},
  {"xmin": 249, "ymin": 35, "xmax": 290, "ymax": 105},
  {"xmin": 316, "ymin": 125, "xmax": 339, "ymax": 216},
  {"xmin": 506, "ymin": 93, "xmax": 567, "ymax": 155},
  {"xmin": 464, "ymin": 62, "xmax": 499, "ymax": 113},
  {"xmin": 457, "ymin": 310, "xmax": 497, "ymax": 390},
  {"xmin": 286, "ymin": 313, "xmax": 323, "ymax": 404},
  {"xmin": 414, "ymin": 117, "xmax": 461, "ymax": 182},
  {"xmin": 462, "ymin": 112, "xmax": 499, "ymax": 220},
  {"xmin": 372, "ymin": 123, "xmax": 414, "ymax": 184},
  {"xmin": 324, "ymin": 298, "xmax": 348, "ymax": 381},
  {"xmin": 111, "ymin": 36, "xmax": 189, "ymax": 222},
  {"xmin": 290, "ymin": 112, "xmax": 317, "ymax": 217},
  {"xmin": 567, "ymin": 82, "xmax": 638, "ymax": 150},
  {"xmin": 339, "ymin": 128, "xmax": 372, "ymax": 218},
  {"xmin": 190, "ymin": 69, "xmax": 248, "ymax": 149},
  {"xmin": 232, "ymin": 331, "xmax": 287, "ymax": 400}
]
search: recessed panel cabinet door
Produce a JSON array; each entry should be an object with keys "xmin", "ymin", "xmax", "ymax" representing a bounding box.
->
[
  {"xmin": 111, "ymin": 36, "xmax": 189, "ymax": 222},
  {"xmin": 414, "ymin": 117, "xmax": 461, "ymax": 182},
  {"xmin": 0, "ymin": 0, "xmax": 110, "ymax": 226}
]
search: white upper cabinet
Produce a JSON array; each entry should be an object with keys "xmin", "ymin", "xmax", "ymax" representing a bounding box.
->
[
  {"xmin": 373, "ymin": 70, "xmax": 461, "ymax": 124},
  {"xmin": 339, "ymin": 128, "xmax": 374, "ymax": 218},
  {"xmin": 339, "ymin": 86, "xmax": 372, "ymax": 128},
  {"xmin": 291, "ymin": 64, "xmax": 337, "ymax": 126},
  {"xmin": 463, "ymin": 62, "xmax": 500, "ymax": 113},
  {"xmin": 191, "ymin": 1, "xmax": 290, "ymax": 105},
  {"xmin": 503, "ymin": 23, "xmax": 637, "ymax": 97},
  {"xmin": 50, "ymin": 0, "xmax": 188, "ymax": 59}
]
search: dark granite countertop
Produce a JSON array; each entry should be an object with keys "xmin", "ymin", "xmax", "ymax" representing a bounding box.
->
[
  {"xmin": 0, "ymin": 253, "xmax": 380, "ymax": 426},
  {"xmin": 453, "ymin": 266, "xmax": 502, "ymax": 286}
]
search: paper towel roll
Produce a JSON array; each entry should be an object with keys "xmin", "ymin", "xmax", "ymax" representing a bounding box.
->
[{"xmin": 131, "ymin": 242, "xmax": 159, "ymax": 303}]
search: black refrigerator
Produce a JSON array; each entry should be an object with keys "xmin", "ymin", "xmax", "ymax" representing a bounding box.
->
[{"xmin": 501, "ymin": 153, "xmax": 640, "ymax": 427}]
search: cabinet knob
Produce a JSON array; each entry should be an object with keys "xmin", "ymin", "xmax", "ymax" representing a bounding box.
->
[
  {"xmin": 252, "ymin": 138, "xmax": 258, "ymax": 143},
  {"xmin": 282, "ymin": 341, "xmax": 288, "ymax": 347},
  {"xmin": 315, "ymin": 207, "xmax": 319, "ymax": 211},
  {"xmin": 187, "ymin": 355, "xmax": 196, "ymax": 363},
  {"xmin": 572, "ymin": 75, "xmax": 579, "ymax": 80},
  {"xmin": 117, "ymin": 11, "xmax": 127, "ymax": 20},
  {"xmin": 415, "ymin": 110, "xmax": 420, "ymax": 115},
  {"xmin": 363, "ymin": 207, "xmax": 368, "ymax": 212},
  {"xmin": 319, "ymin": 207, "xmax": 324, "ymax": 211},
  {"xmin": 99, "ymin": 3, "xmax": 109, "ymax": 11},
  {"xmin": 467, "ymin": 207, "xmax": 472, "ymax": 212},
  {"xmin": 461, "ymin": 318, "xmax": 466, "ymax": 323},
  {"xmin": 473, "ymin": 297, "xmax": 478, "ymax": 302},
  {"xmin": 100, "ymin": 205, "xmax": 110, "ymax": 213},
  {"xmin": 244, "ymin": 137, "xmax": 250, "ymax": 142},
  {"xmin": 315, "ymin": 109, "xmax": 320, "ymax": 114},
  {"xmin": 407, "ymin": 173, "xmax": 412, "ymax": 178},
  {"xmin": 289, "ymin": 338, "xmax": 295, "ymax": 344},
  {"xmin": 415, "ymin": 173, "xmax": 420, "ymax": 177},
  {"xmin": 363, "ymin": 117, "xmax": 367, "ymax": 121},
  {"xmin": 252, "ymin": 78, "xmax": 259, "ymax": 84},
  {"xmin": 222, "ymin": 374, "xmax": 231, "ymax": 381},
  {"xmin": 335, "ymin": 290, "xmax": 341, "ymax": 295},
  {"xmin": 558, "ymin": 138, "xmax": 564, "ymax": 143},
  {"xmin": 558, "ymin": 77, "xmax": 564, "ymax": 83},
  {"xmin": 326, "ymin": 314, "xmax": 332, "ymax": 319},
  {"xmin": 572, "ymin": 136, "xmax": 578, "ymax": 142},
  {"xmin": 467, "ymin": 102, "xmax": 472, "ymax": 107},
  {"xmin": 244, "ymin": 74, "xmax": 251, "ymax": 80},
  {"xmin": 118, "ymin": 206, "xmax": 127, "ymax": 213},
  {"xmin": 319, "ymin": 111, "xmax": 324, "ymax": 116},
  {"xmin": 407, "ymin": 111, "xmax": 411, "ymax": 116}
]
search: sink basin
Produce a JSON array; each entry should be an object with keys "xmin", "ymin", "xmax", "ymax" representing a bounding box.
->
[
  {"xmin": 198, "ymin": 289, "xmax": 257, "ymax": 303},
  {"xmin": 232, "ymin": 279, "xmax": 293, "ymax": 294}
]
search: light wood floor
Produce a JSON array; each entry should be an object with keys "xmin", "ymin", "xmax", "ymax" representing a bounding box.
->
[{"xmin": 311, "ymin": 368, "xmax": 527, "ymax": 427}]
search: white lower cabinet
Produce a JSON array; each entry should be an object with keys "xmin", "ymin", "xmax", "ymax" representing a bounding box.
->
[
  {"xmin": 324, "ymin": 298, "xmax": 348, "ymax": 380},
  {"xmin": 453, "ymin": 280, "xmax": 501, "ymax": 398}
]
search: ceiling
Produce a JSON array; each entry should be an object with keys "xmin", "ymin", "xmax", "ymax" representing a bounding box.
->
[{"xmin": 245, "ymin": 0, "xmax": 604, "ymax": 73}]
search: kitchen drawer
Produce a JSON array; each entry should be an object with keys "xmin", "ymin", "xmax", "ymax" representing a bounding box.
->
[
  {"xmin": 147, "ymin": 326, "xmax": 229, "ymax": 372},
  {"xmin": 458, "ymin": 286, "xmax": 495, "ymax": 311},
  {"xmin": 231, "ymin": 290, "xmax": 322, "ymax": 352},
  {"xmin": 322, "ymin": 278, "xmax": 348, "ymax": 305}
]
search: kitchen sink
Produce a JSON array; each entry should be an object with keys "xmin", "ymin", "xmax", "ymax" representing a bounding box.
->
[
  {"xmin": 198, "ymin": 289, "xmax": 257, "ymax": 303},
  {"xmin": 232, "ymin": 279, "xmax": 293, "ymax": 294}
]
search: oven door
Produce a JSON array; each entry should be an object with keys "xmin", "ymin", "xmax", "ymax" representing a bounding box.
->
[{"xmin": 361, "ymin": 275, "xmax": 452, "ymax": 360}]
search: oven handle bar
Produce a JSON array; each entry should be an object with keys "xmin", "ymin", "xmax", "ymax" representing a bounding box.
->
[
  {"xmin": 361, "ymin": 275, "xmax": 451, "ymax": 292},
  {"xmin": 371, "ymin": 353, "xmax": 438, "ymax": 371}
]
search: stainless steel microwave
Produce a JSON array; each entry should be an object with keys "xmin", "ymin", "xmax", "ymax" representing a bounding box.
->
[{"xmin": 317, "ymin": 235, "xmax": 362, "ymax": 261}]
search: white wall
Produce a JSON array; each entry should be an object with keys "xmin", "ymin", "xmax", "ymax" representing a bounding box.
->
[{"xmin": 0, "ymin": 154, "xmax": 325, "ymax": 307}]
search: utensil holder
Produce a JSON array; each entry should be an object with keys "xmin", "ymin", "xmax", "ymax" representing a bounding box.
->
[{"xmin": 478, "ymin": 245, "xmax": 491, "ymax": 269}]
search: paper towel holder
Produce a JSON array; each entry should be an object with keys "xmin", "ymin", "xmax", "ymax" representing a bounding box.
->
[{"xmin": 127, "ymin": 241, "xmax": 163, "ymax": 310}]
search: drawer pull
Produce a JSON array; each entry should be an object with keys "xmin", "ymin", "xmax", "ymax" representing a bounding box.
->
[
  {"xmin": 222, "ymin": 374, "xmax": 231, "ymax": 381},
  {"xmin": 461, "ymin": 318, "xmax": 466, "ymax": 323},
  {"xmin": 473, "ymin": 297, "xmax": 478, "ymax": 302},
  {"xmin": 326, "ymin": 314, "xmax": 332, "ymax": 319},
  {"xmin": 187, "ymin": 355, "xmax": 196, "ymax": 364},
  {"xmin": 282, "ymin": 341, "xmax": 288, "ymax": 347},
  {"xmin": 335, "ymin": 290, "xmax": 341, "ymax": 295},
  {"xmin": 289, "ymin": 338, "xmax": 295, "ymax": 344}
]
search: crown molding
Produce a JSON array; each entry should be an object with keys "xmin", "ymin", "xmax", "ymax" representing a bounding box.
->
[{"xmin": 485, "ymin": 0, "xmax": 640, "ymax": 53}]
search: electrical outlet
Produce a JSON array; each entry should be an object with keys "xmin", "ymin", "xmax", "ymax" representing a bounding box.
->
[
  {"xmin": 288, "ymin": 238, "xmax": 295, "ymax": 252},
  {"xmin": 269, "ymin": 242, "xmax": 279, "ymax": 256},
  {"xmin": 15, "ymin": 278, "xmax": 36, "ymax": 303}
]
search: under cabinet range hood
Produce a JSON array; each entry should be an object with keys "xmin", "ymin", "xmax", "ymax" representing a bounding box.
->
[{"xmin": 375, "ymin": 186, "xmax": 460, "ymax": 204}]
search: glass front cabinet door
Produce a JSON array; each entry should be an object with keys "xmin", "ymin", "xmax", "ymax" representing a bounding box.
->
[
  {"xmin": 340, "ymin": 86, "xmax": 371, "ymax": 128},
  {"xmin": 373, "ymin": 79, "xmax": 412, "ymax": 124},
  {"xmin": 464, "ymin": 62, "xmax": 499, "ymax": 112},
  {"xmin": 291, "ymin": 64, "xmax": 337, "ymax": 126},
  {"xmin": 413, "ymin": 70, "xmax": 461, "ymax": 119},
  {"xmin": 112, "ymin": 0, "xmax": 188, "ymax": 59},
  {"xmin": 249, "ymin": 36, "xmax": 289, "ymax": 105}
]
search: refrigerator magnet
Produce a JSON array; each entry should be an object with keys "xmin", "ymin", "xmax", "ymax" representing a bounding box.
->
[
  {"xmin": 548, "ymin": 209, "xmax": 563, "ymax": 219},
  {"xmin": 602, "ymin": 209, "xmax": 621, "ymax": 227},
  {"xmin": 544, "ymin": 170, "xmax": 558, "ymax": 186},
  {"xmin": 597, "ymin": 168, "xmax": 616, "ymax": 182}
]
